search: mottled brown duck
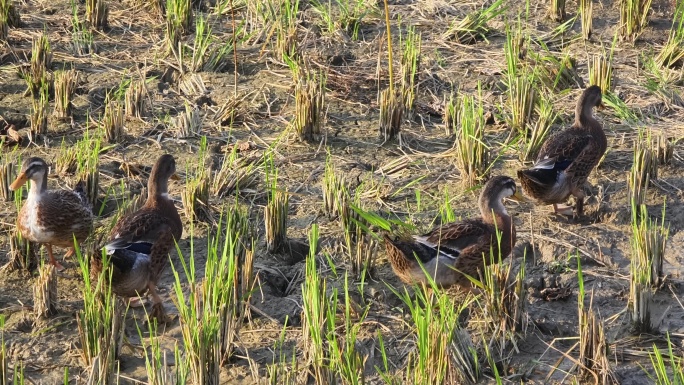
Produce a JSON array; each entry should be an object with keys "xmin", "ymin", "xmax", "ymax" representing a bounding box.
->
[
  {"xmin": 517, "ymin": 85, "xmax": 605, "ymax": 217},
  {"xmin": 384, "ymin": 176, "xmax": 522, "ymax": 288},
  {"xmin": 10, "ymin": 157, "xmax": 93, "ymax": 271},
  {"xmin": 92, "ymin": 154, "xmax": 182, "ymax": 321}
]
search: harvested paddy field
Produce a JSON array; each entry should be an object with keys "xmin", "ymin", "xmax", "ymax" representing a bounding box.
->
[{"xmin": 1, "ymin": 0, "xmax": 684, "ymax": 383}]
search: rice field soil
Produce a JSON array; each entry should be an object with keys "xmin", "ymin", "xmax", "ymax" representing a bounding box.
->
[{"xmin": 1, "ymin": 0, "xmax": 684, "ymax": 383}]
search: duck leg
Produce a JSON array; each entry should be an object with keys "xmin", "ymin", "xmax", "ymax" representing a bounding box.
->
[
  {"xmin": 552, "ymin": 204, "xmax": 574, "ymax": 217},
  {"xmin": 46, "ymin": 244, "xmax": 65, "ymax": 272},
  {"xmin": 572, "ymin": 189, "xmax": 586, "ymax": 218},
  {"xmin": 148, "ymin": 282, "xmax": 169, "ymax": 323}
]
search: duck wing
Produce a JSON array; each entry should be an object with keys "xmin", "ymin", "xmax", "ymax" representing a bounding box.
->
[
  {"xmin": 105, "ymin": 209, "xmax": 176, "ymax": 253},
  {"xmin": 418, "ymin": 219, "xmax": 492, "ymax": 257},
  {"xmin": 38, "ymin": 189, "xmax": 93, "ymax": 243},
  {"xmin": 536, "ymin": 130, "xmax": 594, "ymax": 171},
  {"xmin": 519, "ymin": 130, "xmax": 595, "ymax": 186}
]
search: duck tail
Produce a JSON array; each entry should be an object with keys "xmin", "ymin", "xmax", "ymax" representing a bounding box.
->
[
  {"xmin": 517, "ymin": 168, "xmax": 555, "ymax": 187},
  {"xmin": 93, "ymin": 247, "xmax": 137, "ymax": 276},
  {"xmin": 383, "ymin": 234, "xmax": 417, "ymax": 270},
  {"xmin": 383, "ymin": 234, "xmax": 435, "ymax": 265}
]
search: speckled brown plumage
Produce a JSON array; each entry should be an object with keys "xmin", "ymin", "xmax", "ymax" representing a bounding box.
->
[
  {"xmin": 517, "ymin": 86, "xmax": 605, "ymax": 217},
  {"xmin": 10, "ymin": 157, "xmax": 93, "ymax": 270},
  {"xmin": 383, "ymin": 176, "xmax": 520, "ymax": 288},
  {"xmin": 92, "ymin": 154, "xmax": 182, "ymax": 320}
]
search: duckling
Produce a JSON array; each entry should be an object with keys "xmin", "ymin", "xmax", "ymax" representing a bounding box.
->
[
  {"xmin": 517, "ymin": 85, "xmax": 605, "ymax": 217},
  {"xmin": 384, "ymin": 176, "xmax": 522, "ymax": 288},
  {"xmin": 10, "ymin": 157, "xmax": 93, "ymax": 271},
  {"xmin": 92, "ymin": 154, "xmax": 182, "ymax": 321}
]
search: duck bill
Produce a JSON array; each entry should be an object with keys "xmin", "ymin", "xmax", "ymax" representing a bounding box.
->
[
  {"xmin": 9, "ymin": 172, "xmax": 28, "ymax": 191},
  {"xmin": 508, "ymin": 190, "xmax": 529, "ymax": 203}
]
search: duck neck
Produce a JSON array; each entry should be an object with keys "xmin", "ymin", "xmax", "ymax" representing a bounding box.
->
[
  {"xmin": 479, "ymin": 196, "xmax": 509, "ymax": 225},
  {"xmin": 28, "ymin": 173, "xmax": 48, "ymax": 197},
  {"xmin": 146, "ymin": 175, "xmax": 169, "ymax": 204},
  {"xmin": 574, "ymin": 100, "xmax": 597, "ymax": 128},
  {"xmin": 480, "ymin": 198, "xmax": 515, "ymax": 258}
]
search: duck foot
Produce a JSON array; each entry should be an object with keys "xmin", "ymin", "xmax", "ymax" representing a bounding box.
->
[
  {"xmin": 552, "ymin": 204, "xmax": 574, "ymax": 217},
  {"xmin": 128, "ymin": 297, "xmax": 145, "ymax": 308},
  {"xmin": 149, "ymin": 302, "xmax": 170, "ymax": 324}
]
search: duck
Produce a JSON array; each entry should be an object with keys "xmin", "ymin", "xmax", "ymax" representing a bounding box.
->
[
  {"xmin": 517, "ymin": 85, "xmax": 605, "ymax": 217},
  {"xmin": 9, "ymin": 157, "xmax": 93, "ymax": 271},
  {"xmin": 92, "ymin": 154, "xmax": 182, "ymax": 321},
  {"xmin": 383, "ymin": 176, "xmax": 523, "ymax": 288}
]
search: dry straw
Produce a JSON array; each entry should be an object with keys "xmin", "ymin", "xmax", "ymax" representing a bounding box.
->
[
  {"xmin": 174, "ymin": 102, "xmax": 203, "ymax": 138},
  {"xmin": 294, "ymin": 69, "xmax": 326, "ymax": 143},
  {"xmin": 212, "ymin": 149, "xmax": 259, "ymax": 199},
  {"xmin": 103, "ymin": 97, "xmax": 124, "ymax": 143},
  {"xmin": 655, "ymin": 134, "xmax": 673, "ymax": 165},
  {"xmin": 628, "ymin": 134, "xmax": 657, "ymax": 212},
  {"xmin": 0, "ymin": 0, "xmax": 21, "ymax": 40},
  {"xmin": 400, "ymin": 26, "xmax": 421, "ymax": 116},
  {"xmin": 579, "ymin": 0, "xmax": 592, "ymax": 40},
  {"xmin": 654, "ymin": 1, "xmax": 684, "ymax": 69},
  {"xmin": 86, "ymin": 0, "xmax": 108, "ymax": 30},
  {"xmin": 577, "ymin": 260, "xmax": 614, "ymax": 384},
  {"xmin": 619, "ymin": 0, "xmax": 652, "ymax": 42},
  {"xmin": 30, "ymin": 82, "xmax": 49, "ymax": 139},
  {"xmin": 378, "ymin": 0, "xmax": 403, "ymax": 142},
  {"xmin": 265, "ymin": 189, "xmax": 289, "ymax": 253},
  {"xmin": 33, "ymin": 264, "xmax": 57, "ymax": 319},
  {"xmin": 0, "ymin": 158, "xmax": 14, "ymax": 201},
  {"xmin": 378, "ymin": 88, "xmax": 404, "ymax": 142},
  {"xmin": 76, "ymin": 248, "xmax": 124, "ymax": 384},
  {"xmin": 454, "ymin": 87, "xmax": 489, "ymax": 187},
  {"xmin": 548, "ymin": 0, "xmax": 565, "ymax": 22},
  {"xmin": 182, "ymin": 138, "xmax": 211, "ymax": 222},
  {"xmin": 631, "ymin": 203, "xmax": 669, "ymax": 289},
  {"xmin": 54, "ymin": 69, "xmax": 78, "ymax": 120},
  {"xmin": 629, "ymin": 226, "xmax": 654, "ymax": 334},
  {"xmin": 5, "ymin": 230, "xmax": 36, "ymax": 272},
  {"xmin": 589, "ymin": 53, "xmax": 612, "ymax": 93},
  {"xmin": 444, "ymin": 92, "xmax": 461, "ymax": 135},
  {"xmin": 322, "ymin": 153, "xmax": 346, "ymax": 218},
  {"xmin": 442, "ymin": 0, "xmax": 505, "ymax": 43},
  {"xmin": 27, "ymin": 33, "xmax": 51, "ymax": 98},
  {"xmin": 479, "ymin": 250, "xmax": 527, "ymax": 357},
  {"xmin": 508, "ymin": 74, "xmax": 537, "ymax": 134},
  {"xmin": 124, "ymin": 79, "xmax": 147, "ymax": 118}
]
